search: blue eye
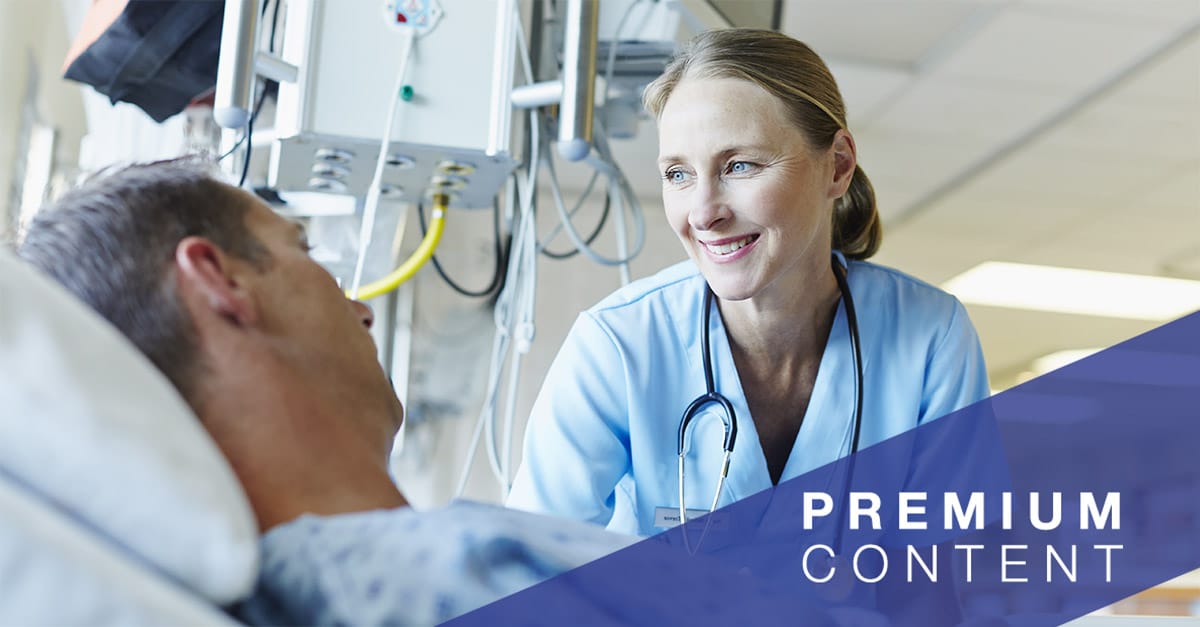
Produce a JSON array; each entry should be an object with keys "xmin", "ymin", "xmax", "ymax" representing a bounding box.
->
[
  {"xmin": 729, "ymin": 161, "xmax": 751, "ymax": 174},
  {"xmin": 664, "ymin": 169, "xmax": 688, "ymax": 184}
]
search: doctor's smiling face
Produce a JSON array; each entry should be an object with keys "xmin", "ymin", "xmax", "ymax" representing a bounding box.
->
[{"xmin": 657, "ymin": 76, "xmax": 856, "ymax": 302}]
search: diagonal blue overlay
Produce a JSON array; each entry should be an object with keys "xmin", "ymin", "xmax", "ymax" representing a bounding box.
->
[{"xmin": 448, "ymin": 311, "xmax": 1200, "ymax": 626}]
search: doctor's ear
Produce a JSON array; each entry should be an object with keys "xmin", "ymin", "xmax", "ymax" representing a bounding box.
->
[
  {"xmin": 828, "ymin": 130, "xmax": 857, "ymax": 198},
  {"xmin": 174, "ymin": 236, "xmax": 258, "ymax": 327}
]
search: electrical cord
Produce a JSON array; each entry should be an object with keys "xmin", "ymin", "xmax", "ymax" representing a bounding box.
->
[
  {"xmin": 531, "ymin": 0, "xmax": 645, "ymax": 270},
  {"xmin": 539, "ymin": 171, "xmax": 610, "ymax": 259},
  {"xmin": 455, "ymin": 7, "xmax": 543, "ymax": 497},
  {"xmin": 602, "ymin": 0, "xmax": 648, "ymax": 108},
  {"xmin": 220, "ymin": 0, "xmax": 282, "ymax": 180},
  {"xmin": 238, "ymin": 110, "xmax": 254, "ymax": 187},
  {"xmin": 542, "ymin": 139, "xmax": 643, "ymax": 267},
  {"xmin": 217, "ymin": 80, "xmax": 269, "ymax": 162},
  {"xmin": 489, "ymin": 126, "xmax": 540, "ymax": 492},
  {"xmin": 418, "ymin": 195, "xmax": 510, "ymax": 298},
  {"xmin": 456, "ymin": 1, "xmax": 654, "ymax": 495}
]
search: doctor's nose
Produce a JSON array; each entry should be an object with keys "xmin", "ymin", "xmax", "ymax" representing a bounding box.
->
[{"xmin": 688, "ymin": 186, "xmax": 732, "ymax": 232}]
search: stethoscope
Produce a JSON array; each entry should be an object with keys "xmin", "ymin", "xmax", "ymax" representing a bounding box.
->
[{"xmin": 677, "ymin": 254, "xmax": 865, "ymax": 549}]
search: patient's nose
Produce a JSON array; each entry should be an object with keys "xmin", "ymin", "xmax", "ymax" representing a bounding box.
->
[{"xmin": 351, "ymin": 300, "xmax": 374, "ymax": 330}]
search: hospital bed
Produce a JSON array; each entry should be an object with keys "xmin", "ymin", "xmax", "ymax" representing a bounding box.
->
[
  {"xmin": 0, "ymin": 247, "xmax": 258, "ymax": 624},
  {"xmin": 2, "ymin": 252, "xmax": 1194, "ymax": 625}
]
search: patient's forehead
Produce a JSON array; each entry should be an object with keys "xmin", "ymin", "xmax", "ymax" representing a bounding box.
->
[{"xmin": 238, "ymin": 192, "xmax": 290, "ymax": 237}]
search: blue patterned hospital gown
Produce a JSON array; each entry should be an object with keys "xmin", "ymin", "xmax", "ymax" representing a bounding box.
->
[{"xmin": 233, "ymin": 500, "xmax": 635, "ymax": 626}]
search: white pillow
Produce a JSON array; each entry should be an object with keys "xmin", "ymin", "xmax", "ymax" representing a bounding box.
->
[
  {"xmin": 0, "ymin": 471, "xmax": 243, "ymax": 626},
  {"xmin": 0, "ymin": 248, "xmax": 259, "ymax": 604}
]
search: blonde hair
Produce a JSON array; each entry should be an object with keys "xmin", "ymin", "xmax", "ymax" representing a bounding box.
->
[{"xmin": 644, "ymin": 29, "xmax": 881, "ymax": 260}]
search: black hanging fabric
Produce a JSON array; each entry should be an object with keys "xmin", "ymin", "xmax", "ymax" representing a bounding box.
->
[{"xmin": 64, "ymin": 0, "xmax": 226, "ymax": 123}]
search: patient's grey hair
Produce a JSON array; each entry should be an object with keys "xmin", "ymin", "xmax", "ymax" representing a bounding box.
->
[{"xmin": 17, "ymin": 158, "xmax": 269, "ymax": 403}]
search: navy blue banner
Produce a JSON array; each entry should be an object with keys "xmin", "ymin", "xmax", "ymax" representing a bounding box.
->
[{"xmin": 450, "ymin": 311, "xmax": 1200, "ymax": 626}]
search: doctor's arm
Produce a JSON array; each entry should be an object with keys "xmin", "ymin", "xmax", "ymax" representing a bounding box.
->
[
  {"xmin": 877, "ymin": 299, "xmax": 994, "ymax": 624},
  {"xmin": 918, "ymin": 299, "xmax": 990, "ymax": 424},
  {"xmin": 507, "ymin": 312, "xmax": 632, "ymax": 527}
]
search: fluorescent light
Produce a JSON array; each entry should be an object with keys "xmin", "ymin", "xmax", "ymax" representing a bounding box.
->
[
  {"xmin": 1030, "ymin": 348, "xmax": 1102, "ymax": 375},
  {"xmin": 942, "ymin": 262, "xmax": 1200, "ymax": 321}
]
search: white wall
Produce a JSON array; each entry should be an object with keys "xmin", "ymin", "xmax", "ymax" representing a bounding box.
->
[{"xmin": 0, "ymin": 0, "xmax": 87, "ymax": 241}]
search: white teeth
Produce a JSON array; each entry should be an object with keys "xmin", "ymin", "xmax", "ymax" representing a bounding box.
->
[{"xmin": 704, "ymin": 235, "xmax": 755, "ymax": 256}]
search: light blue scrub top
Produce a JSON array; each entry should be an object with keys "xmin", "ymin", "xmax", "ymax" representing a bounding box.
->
[{"xmin": 508, "ymin": 255, "xmax": 989, "ymax": 537}]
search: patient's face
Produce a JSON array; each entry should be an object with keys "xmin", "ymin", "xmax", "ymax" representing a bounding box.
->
[{"xmin": 237, "ymin": 194, "xmax": 405, "ymax": 436}]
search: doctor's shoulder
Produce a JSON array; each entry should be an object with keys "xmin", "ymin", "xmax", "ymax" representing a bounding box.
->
[
  {"xmin": 846, "ymin": 258, "xmax": 978, "ymax": 345},
  {"xmin": 582, "ymin": 260, "xmax": 703, "ymax": 331}
]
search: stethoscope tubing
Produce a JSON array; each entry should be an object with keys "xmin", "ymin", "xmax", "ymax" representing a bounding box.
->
[{"xmin": 676, "ymin": 254, "xmax": 865, "ymax": 544}]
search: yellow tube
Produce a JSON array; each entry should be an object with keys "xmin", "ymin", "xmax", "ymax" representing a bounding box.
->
[{"xmin": 348, "ymin": 193, "xmax": 448, "ymax": 301}]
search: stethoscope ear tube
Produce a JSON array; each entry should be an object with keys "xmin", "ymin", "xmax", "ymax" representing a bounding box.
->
[{"xmin": 676, "ymin": 285, "xmax": 738, "ymax": 457}]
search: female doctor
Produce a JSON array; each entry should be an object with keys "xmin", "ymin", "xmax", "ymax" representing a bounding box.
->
[{"xmin": 508, "ymin": 29, "xmax": 989, "ymax": 538}]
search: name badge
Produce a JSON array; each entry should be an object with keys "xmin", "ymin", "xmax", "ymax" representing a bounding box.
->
[{"xmin": 653, "ymin": 506, "xmax": 730, "ymax": 530}]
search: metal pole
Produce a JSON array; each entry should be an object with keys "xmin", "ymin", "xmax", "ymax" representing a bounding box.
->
[
  {"xmin": 213, "ymin": 0, "xmax": 262, "ymax": 130},
  {"xmin": 557, "ymin": 0, "xmax": 598, "ymax": 161}
]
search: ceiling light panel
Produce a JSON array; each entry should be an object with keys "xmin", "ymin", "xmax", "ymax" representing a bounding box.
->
[{"xmin": 942, "ymin": 261, "xmax": 1200, "ymax": 320}]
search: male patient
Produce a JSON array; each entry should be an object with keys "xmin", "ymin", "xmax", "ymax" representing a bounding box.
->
[{"xmin": 15, "ymin": 159, "xmax": 631, "ymax": 625}]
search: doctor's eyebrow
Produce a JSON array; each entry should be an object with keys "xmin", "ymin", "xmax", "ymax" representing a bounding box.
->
[{"xmin": 657, "ymin": 145, "xmax": 772, "ymax": 167}]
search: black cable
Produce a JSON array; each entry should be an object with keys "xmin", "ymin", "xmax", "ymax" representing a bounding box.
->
[
  {"xmin": 540, "ymin": 183, "xmax": 611, "ymax": 259},
  {"xmin": 238, "ymin": 109, "xmax": 254, "ymax": 187},
  {"xmin": 417, "ymin": 196, "xmax": 510, "ymax": 299},
  {"xmin": 228, "ymin": 0, "xmax": 283, "ymax": 183},
  {"xmin": 217, "ymin": 128, "xmax": 248, "ymax": 161},
  {"xmin": 267, "ymin": 0, "xmax": 281, "ymax": 53},
  {"xmin": 216, "ymin": 79, "xmax": 270, "ymax": 160}
]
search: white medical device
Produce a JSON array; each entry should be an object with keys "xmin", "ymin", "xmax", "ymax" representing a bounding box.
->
[
  {"xmin": 211, "ymin": 0, "xmax": 723, "ymax": 208},
  {"xmin": 217, "ymin": 0, "xmax": 519, "ymax": 209}
]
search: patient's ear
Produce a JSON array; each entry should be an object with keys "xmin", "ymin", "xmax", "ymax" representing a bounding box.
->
[{"xmin": 174, "ymin": 237, "xmax": 258, "ymax": 327}]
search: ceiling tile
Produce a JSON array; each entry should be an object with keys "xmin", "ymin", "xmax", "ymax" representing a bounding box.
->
[
  {"xmin": 1016, "ymin": 0, "xmax": 1200, "ymax": 27},
  {"xmin": 935, "ymin": 8, "xmax": 1170, "ymax": 89},
  {"xmin": 906, "ymin": 188, "xmax": 1095, "ymax": 245},
  {"xmin": 855, "ymin": 128, "xmax": 990, "ymax": 193},
  {"xmin": 1037, "ymin": 100, "xmax": 1200, "ymax": 162},
  {"xmin": 1010, "ymin": 162, "xmax": 1200, "ymax": 274},
  {"xmin": 709, "ymin": 0, "xmax": 777, "ymax": 29},
  {"xmin": 1102, "ymin": 35, "xmax": 1200, "ymax": 111},
  {"xmin": 868, "ymin": 77, "xmax": 1071, "ymax": 142},
  {"xmin": 1129, "ymin": 163, "xmax": 1200, "ymax": 212},
  {"xmin": 780, "ymin": 0, "xmax": 1000, "ymax": 67},
  {"xmin": 872, "ymin": 223, "xmax": 1010, "ymax": 284},
  {"xmin": 826, "ymin": 61, "xmax": 913, "ymax": 126},
  {"xmin": 1013, "ymin": 211, "xmax": 1189, "ymax": 275},
  {"xmin": 951, "ymin": 141, "xmax": 1170, "ymax": 209}
]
